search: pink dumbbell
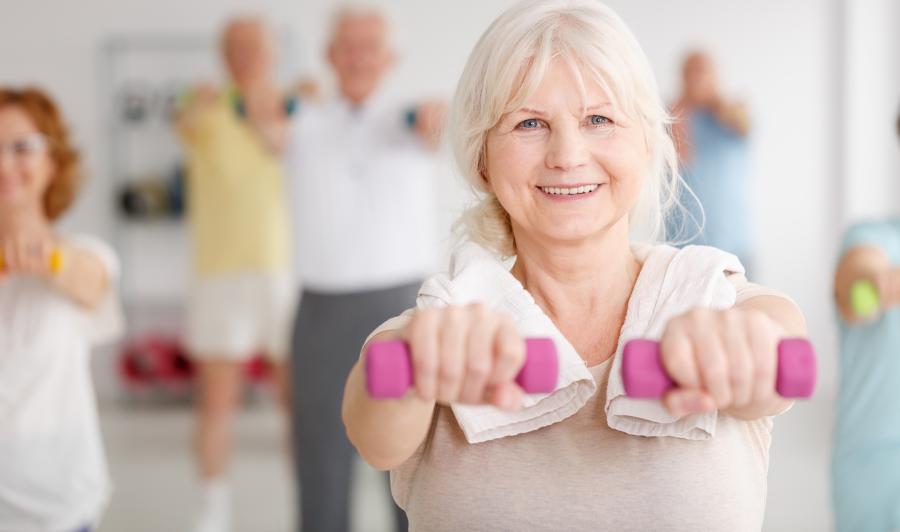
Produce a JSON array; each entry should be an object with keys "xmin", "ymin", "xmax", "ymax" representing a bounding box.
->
[
  {"xmin": 365, "ymin": 338, "xmax": 559, "ymax": 399},
  {"xmin": 621, "ymin": 337, "xmax": 817, "ymax": 399}
]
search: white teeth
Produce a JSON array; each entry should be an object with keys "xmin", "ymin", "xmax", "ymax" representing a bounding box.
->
[{"xmin": 539, "ymin": 184, "xmax": 599, "ymax": 196}]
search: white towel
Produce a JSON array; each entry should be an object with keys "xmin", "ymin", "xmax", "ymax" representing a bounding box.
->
[
  {"xmin": 407, "ymin": 241, "xmax": 743, "ymax": 443},
  {"xmin": 415, "ymin": 243, "xmax": 596, "ymax": 444},
  {"xmin": 604, "ymin": 244, "xmax": 743, "ymax": 440}
]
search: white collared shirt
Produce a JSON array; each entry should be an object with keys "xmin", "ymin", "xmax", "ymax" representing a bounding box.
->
[{"xmin": 284, "ymin": 94, "xmax": 439, "ymax": 293}]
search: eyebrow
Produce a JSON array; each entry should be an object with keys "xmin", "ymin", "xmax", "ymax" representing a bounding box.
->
[{"xmin": 514, "ymin": 103, "xmax": 614, "ymax": 116}]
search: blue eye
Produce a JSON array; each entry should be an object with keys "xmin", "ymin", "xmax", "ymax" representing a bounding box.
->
[
  {"xmin": 519, "ymin": 118, "xmax": 541, "ymax": 129},
  {"xmin": 589, "ymin": 115, "xmax": 612, "ymax": 126}
]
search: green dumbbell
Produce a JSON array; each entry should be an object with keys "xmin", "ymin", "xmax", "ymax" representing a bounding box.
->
[{"xmin": 850, "ymin": 279, "xmax": 880, "ymax": 319}]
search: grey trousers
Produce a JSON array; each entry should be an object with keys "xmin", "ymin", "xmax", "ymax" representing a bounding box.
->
[{"xmin": 291, "ymin": 281, "xmax": 420, "ymax": 532}]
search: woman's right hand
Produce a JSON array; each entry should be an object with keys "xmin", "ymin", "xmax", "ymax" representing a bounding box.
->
[
  {"xmin": 0, "ymin": 226, "xmax": 59, "ymax": 279},
  {"xmin": 399, "ymin": 303, "xmax": 527, "ymax": 410}
]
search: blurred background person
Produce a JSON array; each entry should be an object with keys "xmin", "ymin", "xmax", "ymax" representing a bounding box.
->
[
  {"xmin": 283, "ymin": 4, "xmax": 446, "ymax": 531},
  {"xmin": 176, "ymin": 16, "xmax": 299, "ymax": 532},
  {"xmin": 0, "ymin": 87, "xmax": 122, "ymax": 532},
  {"xmin": 668, "ymin": 50, "xmax": 754, "ymax": 272},
  {"xmin": 831, "ymin": 109, "xmax": 900, "ymax": 532}
]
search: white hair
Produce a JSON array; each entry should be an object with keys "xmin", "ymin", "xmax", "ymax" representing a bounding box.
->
[
  {"xmin": 449, "ymin": 0, "xmax": 691, "ymax": 257},
  {"xmin": 329, "ymin": 2, "xmax": 394, "ymax": 47}
]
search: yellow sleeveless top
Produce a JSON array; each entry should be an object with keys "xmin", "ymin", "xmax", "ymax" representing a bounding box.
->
[{"xmin": 179, "ymin": 93, "xmax": 290, "ymax": 277}]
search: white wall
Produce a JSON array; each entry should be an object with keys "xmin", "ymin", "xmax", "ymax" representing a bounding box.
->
[
  {"xmin": 842, "ymin": 0, "xmax": 900, "ymax": 222},
  {"xmin": 0, "ymin": 1, "xmax": 869, "ymax": 531}
]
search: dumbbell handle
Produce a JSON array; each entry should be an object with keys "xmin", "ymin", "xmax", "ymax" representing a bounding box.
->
[
  {"xmin": 0, "ymin": 248, "xmax": 63, "ymax": 274},
  {"xmin": 621, "ymin": 337, "xmax": 817, "ymax": 399},
  {"xmin": 365, "ymin": 338, "xmax": 559, "ymax": 399}
]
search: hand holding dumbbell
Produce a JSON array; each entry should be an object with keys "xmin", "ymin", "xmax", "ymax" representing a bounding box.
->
[
  {"xmin": 0, "ymin": 234, "xmax": 63, "ymax": 277},
  {"xmin": 849, "ymin": 272, "xmax": 900, "ymax": 320},
  {"xmin": 622, "ymin": 337, "xmax": 816, "ymax": 399},
  {"xmin": 366, "ymin": 337, "xmax": 558, "ymax": 399},
  {"xmin": 364, "ymin": 304, "xmax": 545, "ymax": 411},
  {"xmin": 625, "ymin": 308, "xmax": 814, "ymax": 417}
]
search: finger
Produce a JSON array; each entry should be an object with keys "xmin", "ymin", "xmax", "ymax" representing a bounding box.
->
[
  {"xmin": 458, "ymin": 304, "xmax": 494, "ymax": 404},
  {"xmin": 436, "ymin": 307, "xmax": 467, "ymax": 404},
  {"xmin": 720, "ymin": 310, "xmax": 754, "ymax": 408},
  {"xmin": 406, "ymin": 309, "xmax": 440, "ymax": 401},
  {"xmin": 489, "ymin": 314, "xmax": 525, "ymax": 387},
  {"xmin": 38, "ymin": 238, "xmax": 53, "ymax": 275},
  {"xmin": 660, "ymin": 318, "xmax": 701, "ymax": 390},
  {"xmin": 21, "ymin": 236, "xmax": 43, "ymax": 274},
  {"xmin": 690, "ymin": 313, "xmax": 732, "ymax": 408},
  {"xmin": 663, "ymin": 389, "xmax": 716, "ymax": 418},
  {"xmin": 11, "ymin": 235, "xmax": 28, "ymax": 273},
  {"xmin": 0, "ymin": 239, "xmax": 8, "ymax": 272},
  {"xmin": 745, "ymin": 311, "xmax": 778, "ymax": 406}
]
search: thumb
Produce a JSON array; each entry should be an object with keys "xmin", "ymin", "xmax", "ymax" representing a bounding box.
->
[
  {"xmin": 663, "ymin": 389, "xmax": 716, "ymax": 418},
  {"xmin": 486, "ymin": 382, "xmax": 524, "ymax": 411}
]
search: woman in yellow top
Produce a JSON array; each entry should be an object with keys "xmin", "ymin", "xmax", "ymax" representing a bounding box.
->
[{"xmin": 176, "ymin": 16, "xmax": 308, "ymax": 532}]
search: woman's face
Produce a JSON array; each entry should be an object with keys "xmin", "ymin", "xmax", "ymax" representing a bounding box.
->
[
  {"xmin": 0, "ymin": 105, "xmax": 55, "ymax": 213},
  {"xmin": 484, "ymin": 60, "xmax": 649, "ymax": 248}
]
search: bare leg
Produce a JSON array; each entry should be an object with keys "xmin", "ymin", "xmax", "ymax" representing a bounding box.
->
[
  {"xmin": 192, "ymin": 358, "xmax": 243, "ymax": 532},
  {"xmin": 194, "ymin": 359, "xmax": 243, "ymax": 479}
]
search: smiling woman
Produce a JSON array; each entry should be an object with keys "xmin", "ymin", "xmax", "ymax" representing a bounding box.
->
[
  {"xmin": 341, "ymin": 1, "xmax": 809, "ymax": 530},
  {"xmin": 0, "ymin": 87, "xmax": 122, "ymax": 532},
  {"xmin": 452, "ymin": 0, "xmax": 682, "ymax": 257}
]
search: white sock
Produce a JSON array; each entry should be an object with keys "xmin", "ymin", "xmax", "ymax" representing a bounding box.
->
[{"xmin": 192, "ymin": 478, "xmax": 232, "ymax": 532}]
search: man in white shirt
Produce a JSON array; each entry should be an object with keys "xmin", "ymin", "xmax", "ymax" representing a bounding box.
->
[{"xmin": 283, "ymin": 5, "xmax": 445, "ymax": 532}]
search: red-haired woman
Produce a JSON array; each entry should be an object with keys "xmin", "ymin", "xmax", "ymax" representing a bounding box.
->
[{"xmin": 0, "ymin": 87, "xmax": 122, "ymax": 532}]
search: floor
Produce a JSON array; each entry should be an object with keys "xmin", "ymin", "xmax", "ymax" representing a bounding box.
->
[{"xmin": 95, "ymin": 399, "xmax": 396, "ymax": 532}]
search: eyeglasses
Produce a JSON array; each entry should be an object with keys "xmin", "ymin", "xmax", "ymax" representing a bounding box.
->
[{"xmin": 0, "ymin": 134, "xmax": 49, "ymax": 160}]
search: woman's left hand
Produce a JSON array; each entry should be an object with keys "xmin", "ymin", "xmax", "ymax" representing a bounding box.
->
[
  {"xmin": 658, "ymin": 307, "xmax": 790, "ymax": 419},
  {"xmin": 414, "ymin": 101, "xmax": 448, "ymax": 149}
]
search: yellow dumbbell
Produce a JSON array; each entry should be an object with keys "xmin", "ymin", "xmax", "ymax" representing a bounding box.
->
[{"xmin": 0, "ymin": 248, "xmax": 64, "ymax": 274}]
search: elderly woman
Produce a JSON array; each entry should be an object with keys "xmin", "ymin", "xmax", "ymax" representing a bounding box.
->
[
  {"xmin": 342, "ymin": 1, "xmax": 806, "ymax": 530},
  {"xmin": 0, "ymin": 87, "xmax": 122, "ymax": 532}
]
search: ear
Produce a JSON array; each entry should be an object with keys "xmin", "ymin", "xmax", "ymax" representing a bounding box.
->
[
  {"xmin": 478, "ymin": 149, "xmax": 493, "ymax": 191},
  {"xmin": 479, "ymin": 168, "xmax": 495, "ymax": 195}
]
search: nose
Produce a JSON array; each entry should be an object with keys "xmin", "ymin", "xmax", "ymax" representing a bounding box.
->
[{"xmin": 545, "ymin": 121, "xmax": 590, "ymax": 171}]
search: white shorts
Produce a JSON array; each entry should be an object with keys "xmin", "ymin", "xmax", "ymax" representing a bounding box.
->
[{"xmin": 186, "ymin": 272, "xmax": 296, "ymax": 361}]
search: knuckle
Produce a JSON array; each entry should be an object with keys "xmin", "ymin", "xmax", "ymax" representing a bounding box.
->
[
  {"xmin": 703, "ymin": 359, "xmax": 728, "ymax": 383},
  {"xmin": 438, "ymin": 363, "xmax": 462, "ymax": 383},
  {"xmin": 467, "ymin": 358, "xmax": 490, "ymax": 379}
]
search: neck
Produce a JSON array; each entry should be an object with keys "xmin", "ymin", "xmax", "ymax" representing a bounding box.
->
[
  {"xmin": 510, "ymin": 219, "xmax": 640, "ymax": 321},
  {"xmin": 0, "ymin": 202, "xmax": 49, "ymax": 237},
  {"xmin": 340, "ymin": 86, "xmax": 374, "ymax": 107},
  {"xmin": 234, "ymin": 77, "xmax": 276, "ymax": 97}
]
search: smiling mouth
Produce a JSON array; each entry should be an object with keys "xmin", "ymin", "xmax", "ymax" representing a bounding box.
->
[{"xmin": 537, "ymin": 184, "xmax": 601, "ymax": 196}]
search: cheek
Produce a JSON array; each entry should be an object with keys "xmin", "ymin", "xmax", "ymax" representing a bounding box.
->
[
  {"xmin": 486, "ymin": 136, "xmax": 539, "ymax": 189},
  {"xmin": 24, "ymin": 156, "xmax": 55, "ymax": 195},
  {"xmin": 602, "ymin": 135, "xmax": 650, "ymax": 194}
]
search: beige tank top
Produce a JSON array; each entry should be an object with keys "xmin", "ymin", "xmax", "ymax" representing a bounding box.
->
[{"xmin": 391, "ymin": 357, "xmax": 773, "ymax": 531}]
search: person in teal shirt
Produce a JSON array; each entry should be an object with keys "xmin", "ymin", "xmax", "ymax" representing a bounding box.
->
[
  {"xmin": 668, "ymin": 51, "xmax": 753, "ymax": 272},
  {"xmin": 832, "ymin": 112, "xmax": 900, "ymax": 532}
]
